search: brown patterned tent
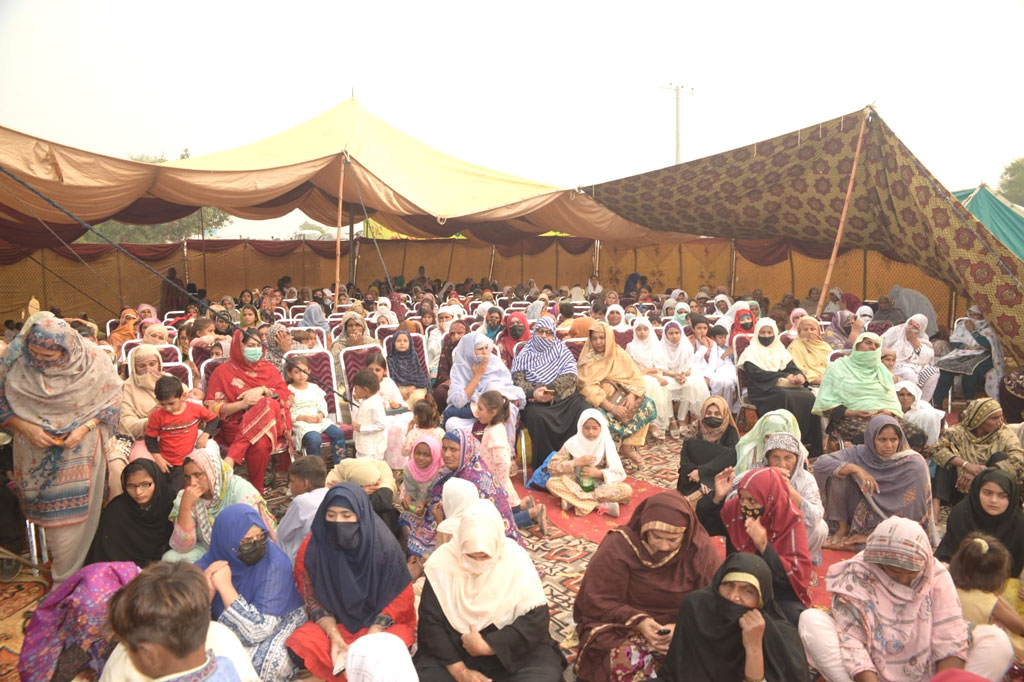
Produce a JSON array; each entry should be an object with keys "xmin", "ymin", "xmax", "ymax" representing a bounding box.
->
[{"xmin": 591, "ymin": 107, "xmax": 1024, "ymax": 362}]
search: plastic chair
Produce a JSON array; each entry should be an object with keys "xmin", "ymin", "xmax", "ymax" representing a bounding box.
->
[
  {"xmin": 613, "ymin": 328, "xmax": 633, "ymax": 349},
  {"xmin": 564, "ymin": 338, "xmax": 586, "ymax": 361},
  {"xmin": 384, "ymin": 333, "xmax": 429, "ymax": 379},
  {"xmin": 162, "ymin": 362, "xmax": 194, "ymax": 390},
  {"xmin": 200, "ymin": 357, "xmax": 229, "ymax": 391},
  {"xmin": 284, "ymin": 350, "xmax": 342, "ymax": 420},
  {"xmin": 189, "ymin": 343, "xmax": 212, "ymax": 368},
  {"xmin": 339, "ymin": 344, "xmax": 380, "ymax": 402},
  {"xmin": 155, "ymin": 344, "xmax": 181, "ymax": 364},
  {"xmin": 289, "ymin": 304, "xmax": 308, "ymax": 320},
  {"xmin": 374, "ymin": 324, "xmax": 398, "ymax": 342}
]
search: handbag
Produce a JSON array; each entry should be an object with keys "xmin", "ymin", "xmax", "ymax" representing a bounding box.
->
[{"xmin": 608, "ymin": 382, "xmax": 639, "ymax": 423}]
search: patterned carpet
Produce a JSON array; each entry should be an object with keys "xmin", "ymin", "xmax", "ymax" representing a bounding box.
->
[{"xmin": 0, "ymin": 570, "xmax": 50, "ymax": 682}]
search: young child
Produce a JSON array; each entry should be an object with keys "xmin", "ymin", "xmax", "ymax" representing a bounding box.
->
[
  {"xmin": 146, "ymin": 376, "xmax": 219, "ymax": 492},
  {"xmin": 350, "ymin": 368, "xmax": 388, "ymax": 460},
  {"xmin": 401, "ymin": 398, "xmax": 444, "ymax": 469},
  {"xmin": 291, "ymin": 329, "xmax": 318, "ymax": 350},
  {"xmin": 951, "ymin": 533, "xmax": 1024, "ymax": 662},
  {"xmin": 209, "ymin": 343, "xmax": 224, "ymax": 359},
  {"xmin": 545, "ymin": 408, "xmax": 631, "ymax": 518},
  {"xmin": 286, "ymin": 356, "xmax": 346, "ymax": 463},
  {"xmin": 365, "ymin": 353, "xmax": 415, "ymax": 469},
  {"xmin": 107, "ymin": 561, "xmax": 241, "ymax": 682},
  {"xmin": 400, "ymin": 435, "xmax": 445, "ymax": 517},
  {"xmin": 277, "ymin": 456, "xmax": 328, "ymax": 563}
]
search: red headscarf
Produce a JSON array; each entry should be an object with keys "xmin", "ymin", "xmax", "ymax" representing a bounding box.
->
[
  {"xmin": 729, "ymin": 307, "xmax": 758, "ymax": 344},
  {"xmin": 721, "ymin": 467, "xmax": 811, "ymax": 607},
  {"xmin": 205, "ymin": 330, "xmax": 292, "ymax": 440},
  {"xmin": 501, "ymin": 311, "xmax": 530, "ymax": 361}
]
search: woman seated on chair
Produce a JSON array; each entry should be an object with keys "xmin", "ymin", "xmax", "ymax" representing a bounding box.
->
[
  {"xmin": 786, "ymin": 315, "xmax": 831, "ymax": 386},
  {"xmin": 678, "ymin": 396, "xmax": 739, "ymax": 497},
  {"xmin": 930, "ymin": 397, "xmax": 1024, "ymax": 507},
  {"xmin": 658, "ymin": 553, "xmax": 809, "ymax": 682},
  {"xmin": 812, "ymin": 331, "xmax": 926, "ymax": 449},
  {"xmin": 814, "ymin": 415, "xmax": 933, "ymax": 550},
  {"xmin": 573, "ymin": 493, "xmax": 720, "ymax": 682},
  {"xmin": 329, "ymin": 311, "xmax": 376, "ymax": 378},
  {"xmin": 205, "ymin": 329, "xmax": 293, "ymax": 492},
  {"xmin": 799, "ymin": 516, "xmax": 1014, "ymax": 682},
  {"xmin": 881, "ymin": 313, "xmax": 940, "ymax": 402},
  {"xmin": 441, "ymin": 333, "xmax": 525, "ymax": 443},
  {"xmin": 736, "ymin": 318, "xmax": 822, "ymax": 458},
  {"xmin": 934, "ymin": 306, "xmax": 1006, "ymax": 409},
  {"xmin": 577, "ymin": 320, "xmax": 658, "ymax": 466},
  {"xmin": 414, "ymin": 500, "xmax": 564, "ymax": 682},
  {"xmin": 430, "ymin": 318, "xmax": 470, "ymax": 410},
  {"xmin": 387, "ymin": 330, "xmax": 429, "ymax": 408},
  {"xmin": 822, "ymin": 309, "xmax": 863, "ymax": 350}
]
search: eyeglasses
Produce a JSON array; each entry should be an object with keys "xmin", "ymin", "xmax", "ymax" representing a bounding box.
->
[
  {"xmin": 534, "ymin": 328, "xmax": 555, "ymax": 337},
  {"xmin": 125, "ymin": 481, "xmax": 154, "ymax": 493},
  {"xmin": 240, "ymin": 531, "xmax": 268, "ymax": 546}
]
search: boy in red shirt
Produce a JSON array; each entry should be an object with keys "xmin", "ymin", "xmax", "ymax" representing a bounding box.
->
[{"xmin": 146, "ymin": 375, "xmax": 219, "ymax": 492}]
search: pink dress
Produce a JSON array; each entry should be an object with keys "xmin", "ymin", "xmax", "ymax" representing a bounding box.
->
[{"xmin": 479, "ymin": 423, "xmax": 519, "ymax": 505}]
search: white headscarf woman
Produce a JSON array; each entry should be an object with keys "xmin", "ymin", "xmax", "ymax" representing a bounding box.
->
[
  {"xmin": 372, "ymin": 297, "xmax": 399, "ymax": 326},
  {"xmin": 717, "ymin": 300, "xmax": 751, "ymax": 332},
  {"xmin": 605, "ymin": 304, "xmax": 629, "ymax": 332},
  {"xmin": 712, "ymin": 294, "xmax": 733, "ymax": 316},
  {"xmin": 736, "ymin": 318, "xmax": 794, "ymax": 373},
  {"xmin": 560, "ymin": 408, "xmax": 626, "ymax": 486},
  {"xmin": 823, "ymin": 287, "xmax": 843, "ymax": 314},
  {"xmin": 586, "ymin": 275, "xmax": 603, "ymax": 296},
  {"xmin": 855, "ymin": 305, "xmax": 874, "ymax": 325},
  {"xmin": 894, "ymin": 380, "xmax": 944, "ymax": 446}
]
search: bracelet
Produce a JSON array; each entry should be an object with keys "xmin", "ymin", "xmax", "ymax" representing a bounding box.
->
[{"xmin": 85, "ymin": 419, "xmax": 99, "ymax": 431}]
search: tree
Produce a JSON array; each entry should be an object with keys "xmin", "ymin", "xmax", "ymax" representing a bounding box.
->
[
  {"xmin": 998, "ymin": 157, "xmax": 1024, "ymax": 206},
  {"xmin": 76, "ymin": 149, "xmax": 233, "ymax": 243},
  {"xmin": 291, "ymin": 220, "xmax": 329, "ymax": 239}
]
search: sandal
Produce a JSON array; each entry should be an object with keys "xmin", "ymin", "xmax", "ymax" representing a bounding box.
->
[{"xmin": 536, "ymin": 505, "xmax": 549, "ymax": 537}]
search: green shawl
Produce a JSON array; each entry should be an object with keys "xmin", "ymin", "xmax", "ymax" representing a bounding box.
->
[
  {"xmin": 734, "ymin": 408, "xmax": 806, "ymax": 475},
  {"xmin": 812, "ymin": 346, "xmax": 901, "ymax": 417}
]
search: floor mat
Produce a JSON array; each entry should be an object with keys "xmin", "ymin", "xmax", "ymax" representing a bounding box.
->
[{"xmin": 0, "ymin": 569, "xmax": 50, "ymax": 682}]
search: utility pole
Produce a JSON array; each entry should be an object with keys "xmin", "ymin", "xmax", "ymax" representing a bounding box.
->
[{"xmin": 661, "ymin": 84, "xmax": 694, "ymax": 164}]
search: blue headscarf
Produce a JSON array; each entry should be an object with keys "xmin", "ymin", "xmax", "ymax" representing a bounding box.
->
[
  {"xmin": 510, "ymin": 316, "xmax": 577, "ymax": 385},
  {"xmin": 300, "ymin": 302, "xmax": 331, "ymax": 334},
  {"xmin": 305, "ymin": 483, "xmax": 411, "ymax": 632},
  {"xmin": 482, "ymin": 307, "xmax": 504, "ymax": 342},
  {"xmin": 195, "ymin": 504, "xmax": 303, "ymax": 619},
  {"xmin": 386, "ymin": 330, "xmax": 429, "ymax": 388},
  {"xmin": 447, "ymin": 332, "xmax": 525, "ymax": 409}
]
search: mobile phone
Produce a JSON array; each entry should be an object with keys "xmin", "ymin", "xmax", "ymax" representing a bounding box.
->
[{"xmin": 656, "ymin": 628, "xmax": 670, "ymax": 635}]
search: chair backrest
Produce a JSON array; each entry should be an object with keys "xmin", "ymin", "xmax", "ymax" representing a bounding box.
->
[
  {"xmin": 162, "ymin": 362, "xmax": 193, "ymax": 391},
  {"xmin": 105, "ymin": 318, "xmax": 119, "ymax": 337},
  {"xmin": 470, "ymin": 321, "xmax": 482, "ymax": 331},
  {"xmin": 162, "ymin": 310, "xmax": 184, "ymax": 323},
  {"xmin": 278, "ymin": 319, "xmax": 300, "ymax": 328},
  {"xmin": 829, "ymin": 349, "xmax": 852, "ymax": 363},
  {"xmin": 293, "ymin": 326, "xmax": 327, "ymax": 348},
  {"xmin": 780, "ymin": 334, "xmax": 794, "ymax": 348},
  {"xmin": 564, "ymin": 338, "xmax": 586, "ymax": 361},
  {"xmin": 155, "ymin": 344, "xmax": 181, "ymax": 364},
  {"xmin": 683, "ymin": 324, "xmax": 694, "ymax": 337},
  {"xmin": 339, "ymin": 344, "xmax": 380, "ymax": 400},
  {"xmin": 273, "ymin": 306, "xmax": 288, "ymax": 319},
  {"xmin": 513, "ymin": 341, "xmax": 527, "ymax": 357},
  {"xmin": 375, "ymin": 324, "xmax": 398, "ymax": 342},
  {"xmin": 289, "ymin": 304, "xmax": 308, "ymax": 320},
  {"xmin": 508, "ymin": 301, "xmax": 529, "ymax": 311},
  {"xmin": 200, "ymin": 357, "xmax": 229, "ymax": 391},
  {"xmin": 284, "ymin": 350, "xmax": 340, "ymax": 419},
  {"xmin": 189, "ymin": 343, "xmax": 212, "ymax": 368},
  {"xmin": 120, "ymin": 338, "xmax": 143, "ymax": 362},
  {"xmin": 556, "ymin": 327, "xmax": 570, "ymax": 340},
  {"xmin": 867, "ymin": 321, "xmax": 893, "ymax": 335},
  {"xmin": 365, "ymin": 319, "xmax": 378, "ymax": 334},
  {"xmin": 613, "ymin": 328, "xmax": 633, "ymax": 349},
  {"xmin": 384, "ymin": 333, "xmax": 429, "ymax": 379},
  {"xmin": 733, "ymin": 333, "xmax": 753, "ymax": 360}
]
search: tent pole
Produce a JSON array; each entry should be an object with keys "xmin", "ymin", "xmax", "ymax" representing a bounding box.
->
[
  {"xmin": 815, "ymin": 108, "xmax": 871, "ymax": 317},
  {"xmin": 593, "ymin": 240, "xmax": 600, "ymax": 278},
  {"xmin": 729, "ymin": 239, "xmax": 737, "ymax": 294},
  {"xmin": 554, "ymin": 241, "xmax": 560, "ymax": 289},
  {"xmin": 335, "ymin": 161, "xmax": 346, "ymax": 299},
  {"xmin": 348, "ymin": 215, "xmax": 355, "ymax": 286},
  {"xmin": 789, "ymin": 248, "xmax": 795, "ymax": 295},
  {"xmin": 488, "ymin": 244, "xmax": 495, "ymax": 282},
  {"xmin": 199, "ymin": 209, "xmax": 208, "ymax": 291},
  {"xmin": 949, "ymin": 285, "xmax": 958, "ymax": 329}
]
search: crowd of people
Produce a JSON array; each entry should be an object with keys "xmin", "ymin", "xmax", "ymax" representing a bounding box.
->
[{"xmin": 3, "ymin": 268, "xmax": 1024, "ymax": 682}]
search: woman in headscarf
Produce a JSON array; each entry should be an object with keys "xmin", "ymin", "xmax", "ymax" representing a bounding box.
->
[
  {"xmin": 219, "ymin": 295, "xmax": 241, "ymax": 323},
  {"xmin": 931, "ymin": 397, "xmax": 1024, "ymax": 506},
  {"xmin": 935, "ymin": 306, "xmax": 1006, "ymax": 407},
  {"xmin": 855, "ymin": 304, "xmax": 874, "ymax": 326},
  {"xmin": 658, "ymin": 319, "xmax": 711, "ymax": 434},
  {"xmin": 895, "ymin": 379, "xmax": 945, "ymax": 446},
  {"xmin": 286, "ymin": 484, "xmax": 415, "ymax": 682},
  {"xmin": 386, "ymin": 329, "xmax": 429, "ymax": 407},
  {"xmin": 661, "ymin": 297, "xmax": 679, "ymax": 321},
  {"xmin": 823, "ymin": 287, "xmax": 843, "ymax": 314},
  {"xmin": 498, "ymin": 311, "xmax": 530, "ymax": 368},
  {"xmin": 164, "ymin": 447, "xmax": 276, "ymax": 562},
  {"xmin": 626, "ymin": 317, "xmax": 672, "ymax": 440},
  {"xmin": 372, "ymin": 297, "xmax": 399, "ymax": 326},
  {"xmin": 141, "ymin": 322, "xmax": 169, "ymax": 345},
  {"xmin": 573, "ymin": 493, "xmax": 721, "ymax": 682},
  {"xmin": 872, "ymin": 294, "xmax": 906, "ymax": 324},
  {"xmin": 427, "ymin": 305, "xmax": 457, "ymax": 375},
  {"xmin": 510, "ymin": 316, "xmax": 591, "ymax": 469},
  {"xmin": 700, "ymin": 467, "xmax": 812, "ymax": 624},
  {"xmin": 732, "ymin": 409, "xmax": 801, "ymax": 474},
  {"xmin": 677, "ymin": 396, "xmax": 739, "ymax": 497},
  {"xmin": 544, "ymin": 409, "xmax": 632, "ymax": 517},
  {"xmin": 604, "ymin": 304, "xmax": 629, "ymax": 332},
  {"xmin": 205, "ymin": 329, "xmax": 293, "ymax": 492},
  {"xmin": 0, "ymin": 313, "xmax": 120, "ymax": 582},
  {"xmin": 936, "ymin": 470, "xmax": 1024, "ymax": 576},
  {"xmin": 659, "ymin": 553, "xmax": 808, "ymax": 682},
  {"xmin": 717, "ymin": 300, "xmax": 751, "ymax": 336},
  {"xmin": 118, "ymin": 343, "xmax": 169, "ymax": 467},
  {"xmin": 86, "ymin": 458, "xmax": 174, "ymax": 567},
  {"xmin": 586, "ymin": 274, "xmax": 603, "ymax": 296},
  {"xmin": 814, "ymin": 415, "xmax": 933, "ymax": 550},
  {"xmin": 813, "ymin": 331, "xmax": 925, "ymax": 448},
  {"xmin": 737, "ymin": 318, "xmax": 822, "ymax": 458},
  {"xmin": 301, "ymin": 301, "xmax": 331, "ymax": 335},
  {"xmin": 239, "ymin": 303, "xmax": 260, "ymax": 330},
  {"xmin": 443, "ymin": 333, "xmax": 525, "ymax": 442},
  {"xmin": 108, "ymin": 307, "xmax": 140, "ymax": 357},
  {"xmin": 523, "ymin": 293, "xmax": 549, "ymax": 322},
  {"xmin": 728, "ymin": 306, "xmax": 758, "ymax": 344},
  {"xmin": 431, "ymin": 318, "xmax": 469, "ymax": 409},
  {"xmin": 325, "ymin": 457, "xmax": 401, "ymax": 539},
  {"xmin": 781, "ymin": 307, "xmax": 807, "ymax": 340},
  {"xmin": 577, "ymin": 320, "xmax": 657, "ymax": 465},
  {"xmin": 567, "ymin": 314, "xmax": 596, "ymax": 339},
  {"xmin": 799, "ymin": 517, "xmax": 1014, "ymax": 682},
  {"xmin": 197, "ymin": 504, "xmax": 306, "ymax": 682},
  {"xmin": 787, "ymin": 315, "xmax": 831, "ymax": 385},
  {"xmin": 713, "ymin": 294, "xmax": 733, "ymax": 316},
  {"xmin": 405, "ymin": 428, "xmax": 523, "ymax": 558},
  {"xmin": 881, "ymin": 313, "xmax": 939, "ymax": 401},
  {"xmin": 822, "ymin": 309, "xmax": 861, "ymax": 350},
  {"xmin": 481, "ymin": 306, "xmax": 504, "ymax": 342},
  {"xmin": 1001, "ymin": 370, "xmax": 1024, "ymax": 424},
  {"xmin": 841, "ymin": 291, "xmax": 861, "ymax": 313},
  {"xmin": 414, "ymin": 500, "xmax": 563, "ymax": 681}
]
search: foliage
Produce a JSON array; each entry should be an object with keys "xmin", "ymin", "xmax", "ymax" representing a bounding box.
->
[
  {"xmin": 998, "ymin": 157, "xmax": 1024, "ymax": 207},
  {"xmin": 76, "ymin": 149, "xmax": 233, "ymax": 244}
]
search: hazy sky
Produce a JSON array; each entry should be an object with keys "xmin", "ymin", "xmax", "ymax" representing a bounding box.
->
[{"xmin": 2, "ymin": 0, "xmax": 1022, "ymax": 239}]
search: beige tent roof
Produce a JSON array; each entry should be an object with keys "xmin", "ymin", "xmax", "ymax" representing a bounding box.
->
[{"xmin": 0, "ymin": 99, "xmax": 686, "ymax": 248}]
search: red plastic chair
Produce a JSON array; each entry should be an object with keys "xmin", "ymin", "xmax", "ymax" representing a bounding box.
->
[
  {"xmin": 384, "ymin": 333, "xmax": 429, "ymax": 379},
  {"xmin": 293, "ymin": 326, "xmax": 327, "ymax": 348},
  {"xmin": 375, "ymin": 325, "xmax": 398, "ymax": 342},
  {"xmin": 155, "ymin": 344, "xmax": 181, "ymax": 364},
  {"xmin": 162, "ymin": 362, "xmax": 194, "ymax": 391},
  {"xmin": 613, "ymin": 328, "xmax": 633, "ymax": 350},
  {"xmin": 339, "ymin": 344, "xmax": 380, "ymax": 402},
  {"xmin": 200, "ymin": 357, "xmax": 229, "ymax": 391},
  {"xmin": 564, "ymin": 338, "xmax": 586, "ymax": 361},
  {"xmin": 868, "ymin": 321, "xmax": 893, "ymax": 335},
  {"xmin": 189, "ymin": 343, "xmax": 212, "ymax": 368}
]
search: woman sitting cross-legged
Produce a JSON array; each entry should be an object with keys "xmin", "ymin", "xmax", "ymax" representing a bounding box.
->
[
  {"xmin": 573, "ymin": 492, "xmax": 721, "ymax": 681},
  {"xmin": 286, "ymin": 483, "xmax": 415, "ymax": 682},
  {"xmin": 197, "ymin": 504, "xmax": 307, "ymax": 682},
  {"xmin": 799, "ymin": 516, "xmax": 1015, "ymax": 682},
  {"xmin": 658, "ymin": 553, "xmax": 809, "ymax": 682},
  {"xmin": 414, "ymin": 499, "xmax": 564, "ymax": 681},
  {"xmin": 544, "ymin": 408, "xmax": 632, "ymax": 517},
  {"xmin": 814, "ymin": 415, "xmax": 934, "ymax": 550}
]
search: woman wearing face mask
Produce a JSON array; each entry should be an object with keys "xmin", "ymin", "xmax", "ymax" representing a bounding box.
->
[
  {"xmin": 198, "ymin": 504, "xmax": 306, "ymax": 682},
  {"xmin": 414, "ymin": 500, "xmax": 564, "ymax": 681},
  {"xmin": 813, "ymin": 331, "xmax": 926, "ymax": 449},
  {"xmin": 427, "ymin": 305, "xmax": 458, "ymax": 375},
  {"xmin": 659, "ymin": 553, "xmax": 808, "ymax": 682},
  {"xmin": 286, "ymin": 484, "xmax": 415, "ymax": 682},
  {"xmin": 736, "ymin": 318, "xmax": 822, "ymax": 458},
  {"xmin": 573, "ymin": 493, "xmax": 720, "ymax": 682},
  {"xmin": 697, "ymin": 466, "xmax": 812, "ymax": 625},
  {"xmin": 855, "ymin": 304, "xmax": 874, "ymax": 327},
  {"xmin": 799, "ymin": 517, "xmax": 1014, "ymax": 682},
  {"xmin": 499, "ymin": 311, "xmax": 531, "ymax": 368},
  {"xmin": 728, "ymin": 308, "xmax": 758, "ymax": 345},
  {"xmin": 814, "ymin": 415, "xmax": 933, "ymax": 550},
  {"xmin": 678, "ymin": 396, "xmax": 739, "ymax": 497},
  {"xmin": 934, "ymin": 306, "xmax": 1006, "ymax": 408}
]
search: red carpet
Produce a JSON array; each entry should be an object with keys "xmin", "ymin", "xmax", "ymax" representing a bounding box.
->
[{"xmin": 513, "ymin": 476, "xmax": 666, "ymax": 544}]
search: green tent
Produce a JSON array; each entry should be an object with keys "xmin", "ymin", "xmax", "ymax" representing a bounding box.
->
[{"xmin": 954, "ymin": 185, "xmax": 1024, "ymax": 262}]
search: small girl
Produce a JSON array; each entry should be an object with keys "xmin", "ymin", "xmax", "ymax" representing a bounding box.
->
[
  {"xmin": 951, "ymin": 532, "xmax": 1024, "ymax": 662},
  {"xmin": 476, "ymin": 390, "xmax": 547, "ymax": 535},
  {"xmin": 365, "ymin": 353, "xmax": 415, "ymax": 469},
  {"xmin": 287, "ymin": 356, "xmax": 347, "ymax": 463},
  {"xmin": 402, "ymin": 398, "xmax": 445, "ymax": 467},
  {"xmin": 545, "ymin": 408, "xmax": 632, "ymax": 517},
  {"xmin": 399, "ymin": 435, "xmax": 444, "ymax": 517}
]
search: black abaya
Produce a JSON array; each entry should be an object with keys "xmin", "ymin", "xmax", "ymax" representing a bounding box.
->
[
  {"xmin": 677, "ymin": 427, "xmax": 739, "ymax": 495},
  {"xmin": 744, "ymin": 361, "xmax": 822, "ymax": 457},
  {"xmin": 522, "ymin": 394, "xmax": 591, "ymax": 469}
]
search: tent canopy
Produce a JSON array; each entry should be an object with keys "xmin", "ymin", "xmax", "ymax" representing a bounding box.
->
[
  {"xmin": 590, "ymin": 107, "xmax": 1024, "ymax": 362},
  {"xmin": 0, "ymin": 99, "xmax": 682, "ymax": 249},
  {"xmin": 953, "ymin": 185, "xmax": 1024, "ymax": 263}
]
